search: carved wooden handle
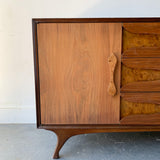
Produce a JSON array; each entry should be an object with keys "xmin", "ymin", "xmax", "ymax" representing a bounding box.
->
[{"xmin": 108, "ymin": 53, "xmax": 117, "ymax": 96}]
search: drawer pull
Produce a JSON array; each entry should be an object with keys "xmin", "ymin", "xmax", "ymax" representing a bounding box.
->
[{"xmin": 108, "ymin": 53, "xmax": 117, "ymax": 96}]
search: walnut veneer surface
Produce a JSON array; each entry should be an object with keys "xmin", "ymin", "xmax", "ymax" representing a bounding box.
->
[
  {"xmin": 37, "ymin": 23, "xmax": 121, "ymax": 124},
  {"xmin": 121, "ymin": 23, "xmax": 160, "ymax": 119}
]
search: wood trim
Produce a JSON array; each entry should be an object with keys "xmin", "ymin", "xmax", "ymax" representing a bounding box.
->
[
  {"xmin": 122, "ymin": 47, "xmax": 160, "ymax": 58},
  {"xmin": 120, "ymin": 113, "xmax": 160, "ymax": 125},
  {"xmin": 122, "ymin": 57, "xmax": 160, "ymax": 70},
  {"xmin": 32, "ymin": 18, "xmax": 160, "ymax": 23},
  {"xmin": 39, "ymin": 124, "xmax": 160, "ymax": 131},
  {"xmin": 121, "ymin": 80, "xmax": 160, "ymax": 92},
  {"xmin": 121, "ymin": 92, "xmax": 160, "ymax": 104},
  {"xmin": 32, "ymin": 19, "xmax": 41, "ymax": 127},
  {"xmin": 123, "ymin": 22, "xmax": 160, "ymax": 34}
]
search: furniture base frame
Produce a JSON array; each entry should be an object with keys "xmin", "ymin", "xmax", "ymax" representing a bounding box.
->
[{"xmin": 39, "ymin": 125, "xmax": 160, "ymax": 159}]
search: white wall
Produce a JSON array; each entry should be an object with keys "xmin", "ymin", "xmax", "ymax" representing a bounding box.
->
[{"xmin": 0, "ymin": 0, "xmax": 160, "ymax": 123}]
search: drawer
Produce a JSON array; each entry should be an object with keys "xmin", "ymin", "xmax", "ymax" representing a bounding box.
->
[{"xmin": 120, "ymin": 22, "xmax": 160, "ymax": 124}]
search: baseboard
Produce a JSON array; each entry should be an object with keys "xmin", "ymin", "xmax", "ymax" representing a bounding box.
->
[{"xmin": 0, "ymin": 107, "xmax": 36, "ymax": 123}]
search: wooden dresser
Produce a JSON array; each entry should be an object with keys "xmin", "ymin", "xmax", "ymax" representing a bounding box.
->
[{"xmin": 32, "ymin": 18, "xmax": 160, "ymax": 159}]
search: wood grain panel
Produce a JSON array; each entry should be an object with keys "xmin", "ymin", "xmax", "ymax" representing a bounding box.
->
[
  {"xmin": 121, "ymin": 92, "xmax": 160, "ymax": 105},
  {"xmin": 122, "ymin": 47, "xmax": 160, "ymax": 58},
  {"xmin": 121, "ymin": 80, "xmax": 160, "ymax": 92},
  {"xmin": 121, "ymin": 65, "xmax": 160, "ymax": 86},
  {"xmin": 121, "ymin": 98, "xmax": 160, "ymax": 118},
  {"xmin": 123, "ymin": 29, "xmax": 160, "ymax": 52},
  {"xmin": 37, "ymin": 23, "xmax": 122, "ymax": 124},
  {"xmin": 123, "ymin": 23, "xmax": 160, "ymax": 34},
  {"xmin": 120, "ymin": 113, "xmax": 160, "ymax": 125},
  {"xmin": 122, "ymin": 57, "xmax": 160, "ymax": 70}
]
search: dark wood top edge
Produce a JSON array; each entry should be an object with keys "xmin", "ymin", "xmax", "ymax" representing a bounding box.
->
[{"xmin": 32, "ymin": 18, "xmax": 160, "ymax": 23}]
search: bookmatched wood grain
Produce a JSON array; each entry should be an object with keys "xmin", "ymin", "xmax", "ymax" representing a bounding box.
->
[
  {"xmin": 122, "ymin": 57, "xmax": 160, "ymax": 70},
  {"xmin": 121, "ymin": 22, "xmax": 160, "ymax": 124},
  {"xmin": 122, "ymin": 29, "xmax": 160, "ymax": 52},
  {"xmin": 120, "ymin": 98, "xmax": 160, "ymax": 118},
  {"xmin": 121, "ymin": 65, "xmax": 160, "ymax": 86},
  {"xmin": 37, "ymin": 23, "xmax": 122, "ymax": 125},
  {"xmin": 123, "ymin": 23, "xmax": 160, "ymax": 34},
  {"xmin": 122, "ymin": 47, "xmax": 160, "ymax": 58}
]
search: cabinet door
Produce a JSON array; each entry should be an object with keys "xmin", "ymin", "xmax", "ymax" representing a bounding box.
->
[
  {"xmin": 121, "ymin": 23, "xmax": 160, "ymax": 125},
  {"xmin": 37, "ymin": 23, "xmax": 122, "ymax": 125}
]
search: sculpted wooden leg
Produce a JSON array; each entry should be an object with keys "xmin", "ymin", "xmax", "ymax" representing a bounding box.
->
[
  {"xmin": 45, "ymin": 127, "xmax": 160, "ymax": 159},
  {"xmin": 53, "ymin": 133, "xmax": 72, "ymax": 159}
]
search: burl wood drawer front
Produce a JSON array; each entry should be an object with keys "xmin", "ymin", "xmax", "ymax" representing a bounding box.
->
[
  {"xmin": 37, "ymin": 23, "xmax": 122, "ymax": 125},
  {"xmin": 121, "ymin": 22, "xmax": 160, "ymax": 125}
]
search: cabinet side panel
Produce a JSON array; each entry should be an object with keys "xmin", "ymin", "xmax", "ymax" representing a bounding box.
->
[{"xmin": 37, "ymin": 23, "xmax": 121, "ymax": 124}]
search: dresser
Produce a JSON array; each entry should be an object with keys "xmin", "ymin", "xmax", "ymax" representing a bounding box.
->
[{"xmin": 32, "ymin": 18, "xmax": 160, "ymax": 159}]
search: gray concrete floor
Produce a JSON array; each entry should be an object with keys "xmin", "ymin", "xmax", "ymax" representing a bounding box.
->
[{"xmin": 0, "ymin": 125, "xmax": 160, "ymax": 160}]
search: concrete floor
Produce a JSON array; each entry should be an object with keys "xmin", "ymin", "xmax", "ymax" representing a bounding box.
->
[{"xmin": 0, "ymin": 125, "xmax": 160, "ymax": 160}]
